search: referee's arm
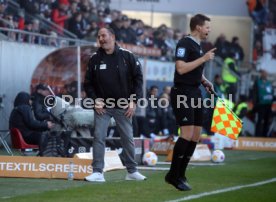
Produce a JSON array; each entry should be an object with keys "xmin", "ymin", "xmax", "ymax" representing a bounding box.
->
[{"xmin": 176, "ymin": 48, "xmax": 216, "ymax": 75}]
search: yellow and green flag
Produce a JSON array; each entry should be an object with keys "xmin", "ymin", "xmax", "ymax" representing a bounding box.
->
[{"xmin": 211, "ymin": 98, "xmax": 243, "ymax": 140}]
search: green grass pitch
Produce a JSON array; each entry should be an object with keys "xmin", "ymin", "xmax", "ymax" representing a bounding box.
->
[{"xmin": 0, "ymin": 150, "xmax": 275, "ymax": 202}]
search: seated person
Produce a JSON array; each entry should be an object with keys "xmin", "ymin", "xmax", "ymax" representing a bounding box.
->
[
  {"xmin": 157, "ymin": 93, "xmax": 177, "ymax": 136},
  {"xmin": 32, "ymin": 83, "xmax": 51, "ymax": 121},
  {"xmin": 9, "ymin": 91, "xmax": 54, "ymax": 155}
]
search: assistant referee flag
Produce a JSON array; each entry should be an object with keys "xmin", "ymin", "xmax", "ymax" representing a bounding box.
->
[{"xmin": 211, "ymin": 98, "xmax": 243, "ymax": 140}]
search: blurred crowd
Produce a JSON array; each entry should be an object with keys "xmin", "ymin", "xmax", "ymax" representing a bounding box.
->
[
  {"xmin": 246, "ymin": 0, "xmax": 276, "ymax": 64},
  {"xmin": 0, "ymin": 0, "xmax": 275, "ymax": 61},
  {"xmin": 0, "ymin": 0, "xmax": 184, "ymax": 60},
  {"xmin": 3, "ymin": 0, "xmax": 276, "ymax": 140}
]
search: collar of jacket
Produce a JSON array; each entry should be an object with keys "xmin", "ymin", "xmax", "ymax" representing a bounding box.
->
[{"xmin": 97, "ymin": 43, "xmax": 120, "ymax": 55}]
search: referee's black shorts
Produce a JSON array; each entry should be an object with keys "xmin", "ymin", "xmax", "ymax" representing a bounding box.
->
[{"xmin": 170, "ymin": 85, "xmax": 203, "ymax": 127}]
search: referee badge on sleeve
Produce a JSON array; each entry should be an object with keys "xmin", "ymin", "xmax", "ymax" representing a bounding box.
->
[{"xmin": 176, "ymin": 48, "xmax": 186, "ymax": 57}]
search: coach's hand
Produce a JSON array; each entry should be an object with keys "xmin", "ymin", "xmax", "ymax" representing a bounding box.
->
[
  {"xmin": 203, "ymin": 48, "xmax": 216, "ymax": 62},
  {"xmin": 125, "ymin": 101, "xmax": 136, "ymax": 118},
  {"xmin": 47, "ymin": 121, "xmax": 55, "ymax": 129},
  {"xmin": 95, "ymin": 100, "xmax": 106, "ymax": 115}
]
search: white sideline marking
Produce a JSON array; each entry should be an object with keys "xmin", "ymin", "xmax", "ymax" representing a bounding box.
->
[
  {"xmin": 156, "ymin": 162, "xmax": 171, "ymax": 165},
  {"xmin": 166, "ymin": 178, "xmax": 276, "ymax": 202},
  {"xmin": 137, "ymin": 166, "xmax": 169, "ymax": 171},
  {"xmin": 157, "ymin": 161, "xmax": 225, "ymax": 166}
]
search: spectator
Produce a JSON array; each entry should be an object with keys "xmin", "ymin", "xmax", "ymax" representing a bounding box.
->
[
  {"xmin": 9, "ymin": 91, "xmax": 54, "ymax": 155},
  {"xmin": 162, "ymin": 86, "xmax": 171, "ymax": 96},
  {"xmin": 68, "ymin": 12, "xmax": 87, "ymax": 39},
  {"xmin": 157, "ymin": 93, "xmax": 177, "ymax": 136},
  {"xmin": 252, "ymin": 69, "xmax": 273, "ymax": 136},
  {"xmin": 38, "ymin": 0, "xmax": 52, "ymax": 20},
  {"xmin": 153, "ymin": 30, "xmax": 168, "ymax": 60},
  {"xmin": 69, "ymin": 1, "xmax": 79, "ymax": 17},
  {"xmin": 269, "ymin": 0, "xmax": 276, "ymax": 26},
  {"xmin": 19, "ymin": 0, "xmax": 40, "ymax": 16},
  {"xmin": 221, "ymin": 51, "xmax": 240, "ymax": 102},
  {"xmin": 229, "ymin": 36, "xmax": 245, "ymax": 64},
  {"xmin": 4, "ymin": 13, "xmax": 16, "ymax": 29},
  {"xmin": 80, "ymin": 4, "xmax": 92, "ymax": 28},
  {"xmin": 86, "ymin": 6, "xmax": 99, "ymax": 23},
  {"xmin": 85, "ymin": 20, "xmax": 98, "ymax": 42},
  {"xmin": 16, "ymin": 10, "xmax": 25, "ymax": 30},
  {"xmin": 109, "ymin": 9, "xmax": 120, "ymax": 22},
  {"xmin": 109, "ymin": 18, "xmax": 123, "ymax": 42},
  {"xmin": 246, "ymin": 0, "xmax": 268, "ymax": 25},
  {"xmin": 214, "ymin": 33, "xmax": 230, "ymax": 60},
  {"xmin": 233, "ymin": 95, "xmax": 249, "ymax": 120},
  {"xmin": 129, "ymin": 19, "xmax": 139, "ymax": 44},
  {"xmin": 136, "ymin": 19, "xmax": 144, "ymax": 38},
  {"xmin": 0, "ymin": 0, "xmax": 7, "ymax": 18},
  {"xmin": 143, "ymin": 85, "xmax": 159, "ymax": 138},
  {"xmin": 32, "ymin": 19, "xmax": 42, "ymax": 43},
  {"xmin": 96, "ymin": 10, "xmax": 106, "ymax": 28},
  {"xmin": 23, "ymin": 20, "xmax": 34, "ymax": 42},
  {"xmin": 67, "ymin": 80, "xmax": 78, "ymax": 101},
  {"xmin": 252, "ymin": 39, "xmax": 263, "ymax": 63},
  {"xmin": 51, "ymin": 0, "xmax": 71, "ymax": 35},
  {"xmin": 48, "ymin": 31, "xmax": 59, "ymax": 46},
  {"xmin": 173, "ymin": 29, "xmax": 183, "ymax": 43},
  {"xmin": 213, "ymin": 74, "xmax": 225, "ymax": 98},
  {"xmin": 201, "ymin": 39, "xmax": 214, "ymax": 53},
  {"xmin": 32, "ymin": 83, "xmax": 51, "ymax": 121},
  {"xmin": 140, "ymin": 26, "xmax": 154, "ymax": 47},
  {"xmin": 119, "ymin": 15, "xmax": 136, "ymax": 44},
  {"xmin": 165, "ymin": 28, "xmax": 177, "ymax": 61}
]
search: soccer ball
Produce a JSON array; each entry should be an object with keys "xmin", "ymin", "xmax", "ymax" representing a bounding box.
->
[
  {"xmin": 142, "ymin": 151, "xmax": 158, "ymax": 166},
  {"xmin": 211, "ymin": 150, "xmax": 225, "ymax": 163}
]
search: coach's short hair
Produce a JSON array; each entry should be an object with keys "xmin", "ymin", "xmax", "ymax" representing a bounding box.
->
[
  {"xmin": 190, "ymin": 14, "xmax": 210, "ymax": 31},
  {"xmin": 98, "ymin": 27, "xmax": 116, "ymax": 41},
  {"xmin": 99, "ymin": 27, "xmax": 115, "ymax": 36}
]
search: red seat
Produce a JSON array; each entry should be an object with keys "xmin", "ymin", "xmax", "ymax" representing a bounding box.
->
[{"xmin": 10, "ymin": 128, "xmax": 39, "ymax": 153}]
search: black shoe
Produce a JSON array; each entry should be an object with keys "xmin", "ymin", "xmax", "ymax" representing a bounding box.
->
[
  {"xmin": 165, "ymin": 173, "xmax": 191, "ymax": 191},
  {"xmin": 179, "ymin": 177, "xmax": 192, "ymax": 191}
]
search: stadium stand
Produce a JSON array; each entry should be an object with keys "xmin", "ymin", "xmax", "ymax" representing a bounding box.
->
[{"xmin": 0, "ymin": 0, "xmax": 275, "ymax": 142}]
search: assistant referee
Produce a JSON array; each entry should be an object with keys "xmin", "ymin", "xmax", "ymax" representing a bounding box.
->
[{"xmin": 165, "ymin": 14, "xmax": 216, "ymax": 191}]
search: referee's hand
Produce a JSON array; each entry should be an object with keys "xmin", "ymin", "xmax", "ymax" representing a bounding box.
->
[
  {"xmin": 203, "ymin": 48, "xmax": 216, "ymax": 62},
  {"xmin": 202, "ymin": 80, "xmax": 214, "ymax": 94}
]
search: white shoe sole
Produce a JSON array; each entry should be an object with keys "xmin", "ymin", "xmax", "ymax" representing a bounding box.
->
[
  {"xmin": 125, "ymin": 177, "xmax": 147, "ymax": 181},
  {"xmin": 85, "ymin": 177, "xmax": 106, "ymax": 182}
]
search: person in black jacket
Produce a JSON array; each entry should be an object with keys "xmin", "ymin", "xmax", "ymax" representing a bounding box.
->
[
  {"xmin": 9, "ymin": 91, "xmax": 54, "ymax": 154},
  {"xmin": 32, "ymin": 83, "xmax": 51, "ymax": 121},
  {"xmin": 83, "ymin": 27, "xmax": 146, "ymax": 182},
  {"xmin": 229, "ymin": 36, "xmax": 244, "ymax": 65},
  {"xmin": 157, "ymin": 93, "xmax": 177, "ymax": 136}
]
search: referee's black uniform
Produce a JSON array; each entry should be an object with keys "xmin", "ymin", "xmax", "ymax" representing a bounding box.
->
[
  {"xmin": 165, "ymin": 13, "xmax": 214, "ymax": 192},
  {"xmin": 171, "ymin": 36, "xmax": 204, "ymax": 126}
]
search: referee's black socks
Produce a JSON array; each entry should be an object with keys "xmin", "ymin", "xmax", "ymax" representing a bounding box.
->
[
  {"xmin": 168, "ymin": 137, "xmax": 190, "ymax": 180},
  {"xmin": 179, "ymin": 141, "xmax": 197, "ymax": 180}
]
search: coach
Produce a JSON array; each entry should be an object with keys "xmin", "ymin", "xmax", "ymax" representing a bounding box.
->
[{"xmin": 83, "ymin": 27, "xmax": 146, "ymax": 182}]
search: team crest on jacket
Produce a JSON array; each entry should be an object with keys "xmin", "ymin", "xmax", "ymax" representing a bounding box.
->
[{"xmin": 177, "ymin": 48, "xmax": 185, "ymax": 57}]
